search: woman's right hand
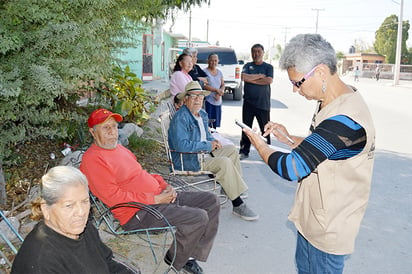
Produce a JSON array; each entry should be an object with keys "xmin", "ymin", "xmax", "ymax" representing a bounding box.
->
[
  {"xmin": 263, "ymin": 122, "xmax": 292, "ymax": 144},
  {"xmin": 198, "ymin": 77, "xmax": 208, "ymax": 85}
]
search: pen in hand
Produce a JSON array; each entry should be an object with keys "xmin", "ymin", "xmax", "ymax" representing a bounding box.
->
[{"xmin": 275, "ymin": 128, "xmax": 295, "ymax": 144}]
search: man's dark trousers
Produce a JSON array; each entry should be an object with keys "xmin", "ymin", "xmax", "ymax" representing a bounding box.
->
[{"xmin": 240, "ymin": 101, "xmax": 271, "ymax": 155}]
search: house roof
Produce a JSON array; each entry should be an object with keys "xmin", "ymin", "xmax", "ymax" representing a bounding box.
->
[
  {"xmin": 169, "ymin": 33, "xmax": 187, "ymax": 39},
  {"xmin": 345, "ymin": 52, "xmax": 384, "ymax": 58}
]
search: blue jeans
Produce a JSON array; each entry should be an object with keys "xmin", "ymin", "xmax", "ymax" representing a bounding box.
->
[
  {"xmin": 204, "ymin": 101, "xmax": 221, "ymax": 128},
  {"xmin": 295, "ymin": 232, "xmax": 346, "ymax": 274}
]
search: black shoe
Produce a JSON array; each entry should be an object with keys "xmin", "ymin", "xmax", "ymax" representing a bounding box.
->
[
  {"xmin": 164, "ymin": 251, "xmax": 173, "ymax": 266},
  {"xmin": 182, "ymin": 259, "xmax": 204, "ymax": 274}
]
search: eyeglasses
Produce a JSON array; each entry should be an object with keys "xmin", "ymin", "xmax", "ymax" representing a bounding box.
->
[
  {"xmin": 290, "ymin": 66, "xmax": 318, "ymax": 88},
  {"xmin": 187, "ymin": 93, "xmax": 204, "ymax": 99}
]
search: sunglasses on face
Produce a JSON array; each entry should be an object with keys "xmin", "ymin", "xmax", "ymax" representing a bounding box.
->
[{"xmin": 290, "ymin": 66, "xmax": 318, "ymax": 88}]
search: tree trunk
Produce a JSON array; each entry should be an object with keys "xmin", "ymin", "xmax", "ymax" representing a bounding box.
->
[{"xmin": 0, "ymin": 161, "xmax": 6, "ymax": 205}]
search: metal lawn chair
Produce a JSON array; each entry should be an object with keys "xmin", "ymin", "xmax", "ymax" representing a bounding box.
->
[
  {"xmin": 89, "ymin": 193, "xmax": 177, "ymax": 273},
  {"xmin": 159, "ymin": 111, "xmax": 219, "ymax": 193}
]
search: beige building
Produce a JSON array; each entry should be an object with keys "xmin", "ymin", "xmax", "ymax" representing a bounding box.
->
[{"xmin": 342, "ymin": 53, "xmax": 385, "ymax": 74}]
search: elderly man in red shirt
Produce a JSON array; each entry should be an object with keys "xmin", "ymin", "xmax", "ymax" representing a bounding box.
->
[{"xmin": 80, "ymin": 108, "xmax": 219, "ymax": 274}]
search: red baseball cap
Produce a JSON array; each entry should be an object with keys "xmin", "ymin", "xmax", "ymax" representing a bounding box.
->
[{"xmin": 87, "ymin": 108, "xmax": 123, "ymax": 128}]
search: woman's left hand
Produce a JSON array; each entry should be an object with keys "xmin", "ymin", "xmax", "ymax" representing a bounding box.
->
[{"xmin": 243, "ymin": 127, "xmax": 266, "ymax": 148}]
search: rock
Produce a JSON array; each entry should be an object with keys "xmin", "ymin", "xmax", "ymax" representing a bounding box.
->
[
  {"xmin": 20, "ymin": 221, "xmax": 37, "ymax": 235},
  {"xmin": 118, "ymin": 123, "xmax": 143, "ymax": 146},
  {"xmin": 28, "ymin": 185, "xmax": 40, "ymax": 201},
  {"xmin": 118, "ymin": 133, "xmax": 129, "ymax": 146},
  {"xmin": 0, "ymin": 216, "xmax": 21, "ymax": 243},
  {"xmin": 59, "ymin": 150, "xmax": 85, "ymax": 168}
]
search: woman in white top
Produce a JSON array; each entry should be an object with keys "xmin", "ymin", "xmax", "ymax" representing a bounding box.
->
[
  {"xmin": 203, "ymin": 53, "xmax": 225, "ymax": 128},
  {"xmin": 170, "ymin": 53, "xmax": 193, "ymax": 96}
]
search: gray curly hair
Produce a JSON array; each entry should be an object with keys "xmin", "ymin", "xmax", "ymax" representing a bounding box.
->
[{"xmin": 279, "ymin": 34, "xmax": 337, "ymax": 75}]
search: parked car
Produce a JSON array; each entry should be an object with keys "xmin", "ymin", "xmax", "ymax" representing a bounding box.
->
[{"xmin": 195, "ymin": 46, "xmax": 244, "ymax": 100}]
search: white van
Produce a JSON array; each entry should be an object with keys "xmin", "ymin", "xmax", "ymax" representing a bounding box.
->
[{"xmin": 195, "ymin": 46, "xmax": 244, "ymax": 100}]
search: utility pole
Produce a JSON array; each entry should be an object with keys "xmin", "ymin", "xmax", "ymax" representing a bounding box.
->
[
  {"xmin": 283, "ymin": 27, "xmax": 289, "ymax": 48},
  {"xmin": 393, "ymin": 0, "xmax": 403, "ymax": 86},
  {"xmin": 312, "ymin": 8, "xmax": 324, "ymax": 33},
  {"xmin": 188, "ymin": 10, "xmax": 192, "ymax": 47},
  {"xmin": 206, "ymin": 19, "xmax": 209, "ymax": 43}
]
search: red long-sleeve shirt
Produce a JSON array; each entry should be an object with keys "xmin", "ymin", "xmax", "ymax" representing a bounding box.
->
[{"xmin": 80, "ymin": 144, "xmax": 168, "ymax": 225}]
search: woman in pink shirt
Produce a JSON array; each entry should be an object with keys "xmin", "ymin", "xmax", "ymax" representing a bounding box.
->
[{"xmin": 170, "ymin": 53, "xmax": 193, "ymax": 96}]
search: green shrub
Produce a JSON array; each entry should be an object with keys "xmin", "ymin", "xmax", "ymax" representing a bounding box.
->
[
  {"xmin": 98, "ymin": 65, "xmax": 157, "ymax": 125},
  {"xmin": 127, "ymin": 132, "xmax": 159, "ymax": 153}
]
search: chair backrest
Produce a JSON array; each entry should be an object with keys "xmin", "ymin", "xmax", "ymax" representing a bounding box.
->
[
  {"xmin": 159, "ymin": 111, "xmax": 219, "ymax": 194},
  {"xmin": 166, "ymin": 100, "xmax": 177, "ymax": 117},
  {"xmin": 89, "ymin": 193, "xmax": 123, "ymax": 234},
  {"xmin": 160, "ymin": 111, "xmax": 218, "ymax": 175},
  {"xmin": 159, "ymin": 111, "xmax": 203, "ymax": 174},
  {"xmin": 164, "ymin": 111, "xmax": 217, "ymax": 173}
]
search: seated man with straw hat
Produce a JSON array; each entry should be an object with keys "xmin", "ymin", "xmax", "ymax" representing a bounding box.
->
[{"xmin": 168, "ymin": 81, "xmax": 259, "ymax": 221}]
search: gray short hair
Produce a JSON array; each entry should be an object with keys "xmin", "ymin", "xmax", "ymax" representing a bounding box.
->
[
  {"xmin": 279, "ymin": 34, "xmax": 337, "ymax": 75},
  {"xmin": 41, "ymin": 166, "xmax": 89, "ymax": 206},
  {"xmin": 183, "ymin": 47, "xmax": 198, "ymax": 55}
]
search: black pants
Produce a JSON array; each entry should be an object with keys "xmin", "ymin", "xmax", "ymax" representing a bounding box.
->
[{"xmin": 240, "ymin": 101, "xmax": 270, "ymax": 155}]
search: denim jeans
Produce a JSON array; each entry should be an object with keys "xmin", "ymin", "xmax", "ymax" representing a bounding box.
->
[{"xmin": 295, "ymin": 232, "xmax": 346, "ymax": 274}]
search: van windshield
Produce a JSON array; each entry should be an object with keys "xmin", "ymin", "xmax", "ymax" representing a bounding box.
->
[{"xmin": 197, "ymin": 51, "xmax": 238, "ymax": 65}]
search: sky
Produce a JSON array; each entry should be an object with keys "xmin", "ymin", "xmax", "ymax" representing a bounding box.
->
[{"xmin": 165, "ymin": 0, "xmax": 412, "ymax": 56}]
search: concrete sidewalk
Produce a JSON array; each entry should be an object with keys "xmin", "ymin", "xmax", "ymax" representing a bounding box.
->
[{"xmin": 143, "ymin": 79, "xmax": 170, "ymax": 101}]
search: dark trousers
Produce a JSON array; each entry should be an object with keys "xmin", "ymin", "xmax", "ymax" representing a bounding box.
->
[
  {"xmin": 240, "ymin": 101, "xmax": 270, "ymax": 155},
  {"xmin": 123, "ymin": 191, "xmax": 220, "ymax": 270}
]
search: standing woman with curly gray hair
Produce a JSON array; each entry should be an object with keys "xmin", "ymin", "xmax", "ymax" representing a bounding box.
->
[
  {"xmin": 12, "ymin": 166, "xmax": 134, "ymax": 274},
  {"xmin": 243, "ymin": 34, "xmax": 375, "ymax": 274}
]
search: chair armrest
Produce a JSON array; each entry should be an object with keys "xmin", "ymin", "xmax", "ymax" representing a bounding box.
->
[
  {"xmin": 107, "ymin": 202, "xmax": 168, "ymax": 223},
  {"xmin": 170, "ymin": 149, "xmax": 210, "ymax": 155},
  {"xmin": 90, "ymin": 194, "xmax": 173, "ymax": 229}
]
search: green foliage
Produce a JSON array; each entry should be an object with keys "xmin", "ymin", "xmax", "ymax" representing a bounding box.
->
[
  {"xmin": 0, "ymin": 0, "xmax": 208, "ymax": 164},
  {"xmin": 98, "ymin": 65, "xmax": 156, "ymax": 125},
  {"xmin": 127, "ymin": 132, "xmax": 159, "ymax": 153},
  {"xmin": 407, "ymin": 47, "xmax": 412, "ymax": 65},
  {"xmin": 336, "ymin": 51, "xmax": 345, "ymax": 60},
  {"xmin": 374, "ymin": 14, "xmax": 410, "ymax": 64}
]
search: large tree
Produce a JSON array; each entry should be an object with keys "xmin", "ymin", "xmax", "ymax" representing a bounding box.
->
[
  {"xmin": 0, "ymin": 0, "xmax": 208, "ymax": 163},
  {"xmin": 374, "ymin": 14, "xmax": 410, "ymax": 64}
]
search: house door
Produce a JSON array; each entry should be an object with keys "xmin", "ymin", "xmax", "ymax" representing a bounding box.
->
[{"xmin": 142, "ymin": 34, "xmax": 153, "ymax": 81}]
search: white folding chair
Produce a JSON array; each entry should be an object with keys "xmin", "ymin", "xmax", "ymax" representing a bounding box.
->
[{"xmin": 159, "ymin": 111, "xmax": 219, "ymax": 193}]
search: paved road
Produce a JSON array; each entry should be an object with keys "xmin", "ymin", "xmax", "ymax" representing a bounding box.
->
[{"xmin": 197, "ymin": 71, "xmax": 412, "ymax": 274}]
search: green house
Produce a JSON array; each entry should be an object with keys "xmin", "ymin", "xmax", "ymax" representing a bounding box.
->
[{"xmin": 116, "ymin": 23, "xmax": 187, "ymax": 81}]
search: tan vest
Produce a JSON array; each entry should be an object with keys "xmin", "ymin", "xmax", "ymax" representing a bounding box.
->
[{"xmin": 288, "ymin": 91, "xmax": 376, "ymax": 255}]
